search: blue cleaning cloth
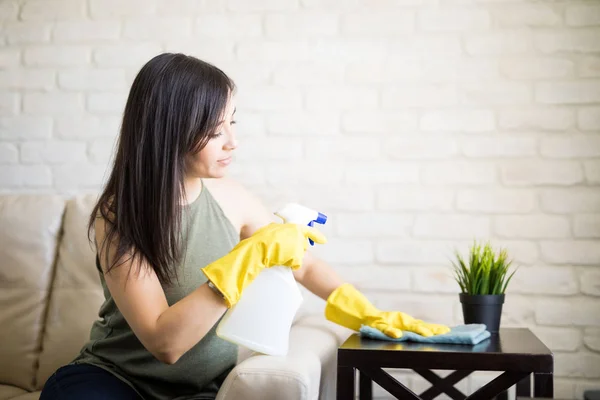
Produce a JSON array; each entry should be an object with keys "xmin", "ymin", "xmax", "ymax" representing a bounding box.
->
[{"xmin": 359, "ymin": 324, "xmax": 491, "ymax": 345}]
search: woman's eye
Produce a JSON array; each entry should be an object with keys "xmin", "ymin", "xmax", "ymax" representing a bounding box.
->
[
  {"xmin": 231, "ymin": 120, "xmax": 237, "ymax": 125},
  {"xmin": 210, "ymin": 132, "xmax": 223, "ymax": 138}
]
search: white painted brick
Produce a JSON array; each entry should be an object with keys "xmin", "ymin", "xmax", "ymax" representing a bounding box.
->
[
  {"xmin": 462, "ymin": 135, "xmax": 537, "ymax": 158},
  {"xmin": 236, "ymin": 87, "xmax": 302, "ymax": 111},
  {"xmin": 0, "ymin": 49, "xmax": 20, "ymax": 68},
  {"xmin": 339, "ymin": 266, "xmax": 411, "ymax": 292},
  {"xmin": 300, "ymin": 185, "xmax": 374, "ymax": 211},
  {"xmin": 541, "ymin": 188, "xmax": 600, "ymax": 213},
  {"xmin": 93, "ymin": 43, "xmax": 163, "ymax": 67},
  {"xmin": 20, "ymin": 141, "xmax": 87, "ymax": 164},
  {"xmin": 495, "ymin": 215, "xmax": 571, "ymax": 239},
  {"xmin": 462, "ymin": 82, "xmax": 531, "ymax": 105},
  {"xmin": 422, "ymin": 58, "xmax": 499, "ymax": 83},
  {"xmin": 236, "ymin": 41, "xmax": 309, "ymax": 62},
  {"xmin": 234, "ymin": 138, "xmax": 303, "ymax": 161},
  {"xmin": 0, "ymin": 143, "xmax": 18, "ymax": 164},
  {"xmin": 414, "ymin": 214, "xmax": 490, "ymax": 239},
  {"xmin": 0, "ymin": 1, "xmax": 18, "ymax": 20},
  {"xmin": 228, "ymin": 163, "xmax": 266, "ymax": 186},
  {"xmin": 412, "ymin": 267, "xmax": 458, "ymax": 294},
  {"xmin": 267, "ymin": 112, "xmax": 339, "ymax": 136},
  {"xmin": 372, "ymin": 293, "xmax": 455, "ymax": 324},
  {"xmin": 58, "ymin": 69, "xmax": 126, "ymax": 91},
  {"xmin": 54, "ymin": 116, "xmax": 120, "ymax": 139},
  {"xmin": 304, "ymin": 137, "xmax": 380, "ymax": 161},
  {"xmin": 385, "ymin": 136, "xmax": 458, "ymax": 160},
  {"xmin": 566, "ymin": 5, "xmax": 600, "ymax": 27},
  {"xmin": 579, "ymin": 269, "xmax": 600, "ymax": 296},
  {"xmin": 123, "ymin": 18, "xmax": 191, "ymax": 40},
  {"xmin": 195, "ymin": 14, "xmax": 262, "ymax": 38},
  {"xmin": 310, "ymin": 39, "xmax": 387, "ymax": 62},
  {"xmin": 346, "ymin": 59, "xmax": 421, "ymax": 84},
  {"xmin": 316, "ymin": 237, "xmax": 374, "ymax": 265},
  {"xmin": 300, "ymin": 0, "xmax": 359, "ymax": 9},
  {"xmin": 578, "ymin": 107, "xmax": 600, "ymax": 131},
  {"xmin": 342, "ymin": 12, "xmax": 414, "ymax": 35},
  {"xmin": 89, "ymin": 139, "xmax": 117, "ymax": 163},
  {"xmin": 0, "ymin": 117, "xmax": 52, "ymax": 140},
  {"xmin": 53, "ymin": 163, "xmax": 109, "ymax": 190},
  {"xmin": 510, "ymin": 266, "xmax": 578, "ymax": 295},
  {"xmin": 218, "ymin": 61, "xmax": 271, "ymax": 87},
  {"xmin": 536, "ymin": 81, "xmax": 600, "ymax": 104},
  {"xmin": 335, "ymin": 212, "xmax": 413, "ymax": 238},
  {"xmin": 156, "ymin": 0, "xmax": 226, "ymax": 14},
  {"xmin": 389, "ymin": 36, "xmax": 462, "ymax": 56},
  {"xmin": 345, "ymin": 162, "xmax": 419, "ymax": 184},
  {"xmin": 555, "ymin": 353, "xmax": 600, "ymax": 378},
  {"xmin": 541, "ymin": 135, "xmax": 600, "ymax": 158},
  {"xmin": 501, "ymin": 160, "xmax": 583, "ymax": 186},
  {"xmin": 383, "ymin": 85, "xmax": 458, "ymax": 107},
  {"xmin": 306, "ymin": 87, "xmax": 378, "ymax": 111},
  {"xmin": 227, "ymin": 0, "xmax": 298, "ymax": 11},
  {"xmin": 163, "ymin": 40, "xmax": 236, "ymax": 64},
  {"xmin": 377, "ymin": 186, "xmax": 454, "ymax": 212},
  {"xmin": 53, "ymin": 21, "xmax": 121, "ymax": 42},
  {"xmin": 376, "ymin": 240, "xmax": 467, "ymax": 265},
  {"xmin": 266, "ymin": 162, "xmax": 344, "ymax": 185},
  {"xmin": 24, "ymin": 93, "xmax": 83, "ymax": 115},
  {"xmin": 0, "ymin": 70, "xmax": 55, "ymax": 90},
  {"xmin": 20, "ymin": 0, "xmax": 85, "ymax": 20},
  {"xmin": 24, "ymin": 45, "xmax": 90, "ymax": 67},
  {"xmin": 579, "ymin": 56, "xmax": 600, "ymax": 78},
  {"xmin": 584, "ymin": 161, "xmax": 600, "ymax": 184},
  {"xmin": 457, "ymin": 189, "xmax": 536, "ymax": 214},
  {"xmin": 535, "ymin": 30, "xmax": 600, "ymax": 54},
  {"xmin": 465, "ymin": 32, "xmax": 531, "ymax": 55},
  {"xmin": 230, "ymin": 112, "xmax": 265, "ymax": 137},
  {"xmin": 266, "ymin": 13, "xmax": 338, "ymax": 37},
  {"xmin": 500, "ymin": 58, "xmax": 573, "ymax": 79},
  {"xmin": 541, "ymin": 241, "xmax": 600, "ymax": 265},
  {"xmin": 536, "ymin": 297, "xmax": 600, "ymax": 327},
  {"xmin": 272, "ymin": 62, "xmax": 344, "ymax": 86},
  {"xmin": 0, "ymin": 93, "xmax": 19, "ymax": 116},
  {"xmin": 531, "ymin": 327, "xmax": 581, "ymax": 352},
  {"xmin": 574, "ymin": 214, "xmax": 600, "ymax": 238},
  {"xmin": 89, "ymin": 0, "xmax": 157, "ymax": 18},
  {"xmin": 499, "ymin": 108, "xmax": 574, "ymax": 131},
  {"xmin": 342, "ymin": 111, "xmax": 417, "ymax": 134},
  {"xmin": 421, "ymin": 161, "xmax": 497, "ymax": 185},
  {"xmin": 584, "ymin": 328, "xmax": 600, "ymax": 352},
  {"xmin": 4, "ymin": 22, "xmax": 51, "ymax": 44},
  {"xmin": 501, "ymin": 294, "xmax": 536, "ymax": 326},
  {"xmin": 418, "ymin": 9, "xmax": 490, "ymax": 31},
  {"xmin": 493, "ymin": 4, "xmax": 561, "ymax": 27},
  {"xmin": 86, "ymin": 92, "xmax": 127, "ymax": 114},
  {"xmin": 0, "ymin": 165, "xmax": 51, "ymax": 187},
  {"xmin": 421, "ymin": 110, "xmax": 494, "ymax": 132}
]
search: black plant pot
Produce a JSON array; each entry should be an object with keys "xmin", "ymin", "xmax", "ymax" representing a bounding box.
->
[{"xmin": 459, "ymin": 293, "xmax": 505, "ymax": 333}]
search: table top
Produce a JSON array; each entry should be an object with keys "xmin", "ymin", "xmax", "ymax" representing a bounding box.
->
[{"xmin": 338, "ymin": 328, "xmax": 553, "ymax": 373}]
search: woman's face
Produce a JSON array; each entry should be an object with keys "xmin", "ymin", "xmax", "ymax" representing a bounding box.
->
[{"xmin": 185, "ymin": 97, "xmax": 237, "ymax": 179}]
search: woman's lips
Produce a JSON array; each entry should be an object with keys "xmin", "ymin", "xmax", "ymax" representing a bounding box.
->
[{"xmin": 218, "ymin": 157, "xmax": 232, "ymax": 166}]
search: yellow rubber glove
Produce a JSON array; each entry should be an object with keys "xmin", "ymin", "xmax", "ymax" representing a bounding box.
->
[
  {"xmin": 202, "ymin": 222, "xmax": 326, "ymax": 308},
  {"xmin": 325, "ymin": 283, "xmax": 450, "ymax": 338}
]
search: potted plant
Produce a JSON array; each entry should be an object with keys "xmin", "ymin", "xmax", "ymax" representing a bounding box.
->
[{"xmin": 451, "ymin": 241, "xmax": 517, "ymax": 333}]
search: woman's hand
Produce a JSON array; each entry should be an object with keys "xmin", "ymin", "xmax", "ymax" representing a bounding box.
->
[{"xmin": 202, "ymin": 222, "xmax": 326, "ymax": 307}]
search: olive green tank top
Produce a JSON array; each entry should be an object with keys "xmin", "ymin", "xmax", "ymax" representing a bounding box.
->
[{"xmin": 73, "ymin": 182, "xmax": 240, "ymax": 400}]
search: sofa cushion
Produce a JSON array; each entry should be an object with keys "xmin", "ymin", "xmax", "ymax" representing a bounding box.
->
[
  {"xmin": 36, "ymin": 195, "xmax": 105, "ymax": 389},
  {"xmin": 0, "ymin": 385, "xmax": 26, "ymax": 400},
  {"xmin": 7, "ymin": 392, "xmax": 40, "ymax": 400},
  {"xmin": 0, "ymin": 195, "xmax": 65, "ymax": 391}
]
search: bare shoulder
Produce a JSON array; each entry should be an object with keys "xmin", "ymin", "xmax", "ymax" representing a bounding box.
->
[{"xmin": 203, "ymin": 177, "xmax": 276, "ymax": 238}]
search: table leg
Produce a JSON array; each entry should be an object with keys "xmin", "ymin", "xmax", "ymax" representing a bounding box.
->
[
  {"xmin": 534, "ymin": 372, "xmax": 553, "ymax": 398},
  {"xmin": 516, "ymin": 374, "xmax": 531, "ymax": 397},
  {"xmin": 495, "ymin": 391, "xmax": 508, "ymax": 400},
  {"xmin": 359, "ymin": 369, "xmax": 373, "ymax": 400},
  {"xmin": 337, "ymin": 366, "xmax": 355, "ymax": 400}
]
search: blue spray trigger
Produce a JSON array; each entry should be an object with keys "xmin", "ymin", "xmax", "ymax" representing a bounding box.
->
[{"xmin": 307, "ymin": 213, "xmax": 327, "ymax": 246}]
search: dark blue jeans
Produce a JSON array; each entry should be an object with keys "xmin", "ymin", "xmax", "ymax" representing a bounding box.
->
[{"xmin": 40, "ymin": 363, "xmax": 141, "ymax": 400}]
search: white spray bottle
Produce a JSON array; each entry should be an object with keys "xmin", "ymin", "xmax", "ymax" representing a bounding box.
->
[{"xmin": 216, "ymin": 203, "xmax": 327, "ymax": 356}]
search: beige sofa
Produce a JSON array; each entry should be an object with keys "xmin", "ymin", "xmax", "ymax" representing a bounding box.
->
[{"xmin": 0, "ymin": 194, "xmax": 351, "ymax": 400}]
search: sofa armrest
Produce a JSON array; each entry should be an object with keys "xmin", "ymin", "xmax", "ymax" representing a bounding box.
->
[{"xmin": 217, "ymin": 314, "xmax": 352, "ymax": 400}]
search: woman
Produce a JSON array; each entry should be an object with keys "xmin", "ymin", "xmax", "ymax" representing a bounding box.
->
[{"xmin": 40, "ymin": 53, "xmax": 449, "ymax": 400}]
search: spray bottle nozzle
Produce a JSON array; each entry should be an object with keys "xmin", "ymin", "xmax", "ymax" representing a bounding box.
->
[{"xmin": 308, "ymin": 212, "xmax": 327, "ymax": 246}]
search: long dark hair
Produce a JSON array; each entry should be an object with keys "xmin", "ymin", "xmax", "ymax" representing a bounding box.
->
[{"xmin": 88, "ymin": 53, "xmax": 236, "ymax": 285}]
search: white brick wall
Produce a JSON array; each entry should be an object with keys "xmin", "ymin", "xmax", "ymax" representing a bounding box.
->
[{"xmin": 1, "ymin": 0, "xmax": 599, "ymax": 397}]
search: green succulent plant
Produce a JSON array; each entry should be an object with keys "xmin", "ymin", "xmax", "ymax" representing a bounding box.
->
[{"xmin": 452, "ymin": 241, "xmax": 517, "ymax": 295}]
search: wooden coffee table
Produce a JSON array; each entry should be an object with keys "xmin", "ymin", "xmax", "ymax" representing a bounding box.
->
[{"xmin": 336, "ymin": 328, "xmax": 553, "ymax": 400}]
